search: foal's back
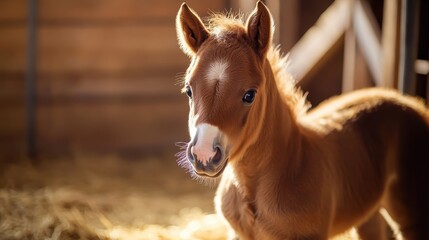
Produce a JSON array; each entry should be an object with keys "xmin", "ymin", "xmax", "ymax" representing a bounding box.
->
[{"xmin": 304, "ymin": 88, "xmax": 429, "ymax": 239}]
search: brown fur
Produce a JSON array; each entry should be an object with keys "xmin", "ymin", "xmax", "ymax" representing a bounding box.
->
[{"xmin": 176, "ymin": 2, "xmax": 429, "ymax": 239}]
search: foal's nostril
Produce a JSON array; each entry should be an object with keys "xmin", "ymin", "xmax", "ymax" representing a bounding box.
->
[
  {"xmin": 189, "ymin": 146, "xmax": 197, "ymax": 163},
  {"xmin": 211, "ymin": 147, "xmax": 223, "ymax": 166}
]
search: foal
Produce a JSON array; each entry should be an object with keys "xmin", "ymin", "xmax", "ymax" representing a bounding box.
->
[{"xmin": 175, "ymin": 2, "xmax": 429, "ymax": 239}]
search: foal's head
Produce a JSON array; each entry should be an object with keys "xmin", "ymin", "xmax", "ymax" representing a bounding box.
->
[{"xmin": 176, "ymin": 1, "xmax": 274, "ymax": 181}]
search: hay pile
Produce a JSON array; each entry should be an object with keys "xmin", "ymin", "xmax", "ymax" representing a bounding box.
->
[
  {"xmin": 0, "ymin": 155, "xmax": 227, "ymax": 240},
  {"xmin": 0, "ymin": 188, "xmax": 227, "ymax": 240},
  {"xmin": 0, "ymin": 189, "xmax": 105, "ymax": 240}
]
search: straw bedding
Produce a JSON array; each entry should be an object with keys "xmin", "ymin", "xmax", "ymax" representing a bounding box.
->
[
  {"xmin": 0, "ymin": 155, "xmax": 227, "ymax": 240},
  {"xmin": 0, "ymin": 155, "xmax": 358, "ymax": 240}
]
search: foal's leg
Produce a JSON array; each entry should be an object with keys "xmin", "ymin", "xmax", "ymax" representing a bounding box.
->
[
  {"xmin": 384, "ymin": 178, "xmax": 429, "ymax": 240},
  {"xmin": 380, "ymin": 115, "xmax": 429, "ymax": 239},
  {"xmin": 383, "ymin": 128, "xmax": 429, "ymax": 239},
  {"xmin": 356, "ymin": 211, "xmax": 389, "ymax": 240}
]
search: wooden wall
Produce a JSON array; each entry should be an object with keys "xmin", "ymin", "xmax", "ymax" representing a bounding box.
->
[
  {"xmin": 0, "ymin": 0, "xmax": 363, "ymax": 157},
  {"xmin": 0, "ymin": 0, "xmax": 227, "ymax": 156}
]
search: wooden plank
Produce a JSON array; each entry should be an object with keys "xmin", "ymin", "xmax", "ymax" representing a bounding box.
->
[
  {"xmin": 37, "ymin": 75, "xmax": 183, "ymax": 101},
  {"xmin": 0, "ymin": 99, "xmax": 191, "ymax": 155},
  {"xmin": 0, "ymin": 77, "xmax": 25, "ymax": 102},
  {"xmin": 381, "ymin": 0, "xmax": 400, "ymax": 88},
  {"xmin": 0, "ymin": 1, "xmax": 26, "ymax": 23},
  {"xmin": 342, "ymin": 0, "xmax": 372, "ymax": 92},
  {"xmin": 0, "ymin": 74, "xmax": 184, "ymax": 104},
  {"xmin": 0, "ymin": 0, "xmax": 225, "ymax": 23},
  {"xmin": 0, "ymin": 25, "xmax": 189, "ymax": 73},
  {"xmin": 0, "ymin": 28, "xmax": 26, "ymax": 72},
  {"xmin": 0, "ymin": 74, "xmax": 188, "ymax": 154},
  {"xmin": 38, "ymin": 25, "xmax": 187, "ymax": 73},
  {"xmin": 343, "ymin": 0, "xmax": 382, "ymax": 92},
  {"xmin": 342, "ymin": 24, "xmax": 357, "ymax": 92},
  {"xmin": 36, "ymin": 100, "xmax": 190, "ymax": 153},
  {"xmin": 353, "ymin": 0, "xmax": 381, "ymax": 86},
  {"xmin": 285, "ymin": 0, "xmax": 350, "ymax": 82},
  {"xmin": 0, "ymin": 105, "xmax": 25, "ymax": 137},
  {"xmin": 0, "ymin": 104, "xmax": 26, "ymax": 156},
  {"xmin": 353, "ymin": 44, "xmax": 373, "ymax": 89}
]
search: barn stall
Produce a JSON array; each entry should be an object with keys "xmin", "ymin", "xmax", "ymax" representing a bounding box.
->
[{"xmin": 0, "ymin": 0, "xmax": 427, "ymax": 239}]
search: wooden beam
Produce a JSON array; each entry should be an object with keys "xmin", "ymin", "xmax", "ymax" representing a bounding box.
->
[
  {"xmin": 381, "ymin": 0, "xmax": 401, "ymax": 88},
  {"xmin": 285, "ymin": 0, "xmax": 350, "ymax": 82},
  {"xmin": 342, "ymin": 0, "xmax": 356, "ymax": 92},
  {"xmin": 342, "ymin": 0, "xmax": 372, "ymax": 92},
  {"xmin": 342, "ymin": 28, "xmax": 357, "ymax": 91},
  {"xmin": 353, "ymin": 0, "xmax": 381, "ymax": 86}
]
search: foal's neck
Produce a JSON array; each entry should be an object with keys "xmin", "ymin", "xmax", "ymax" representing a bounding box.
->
[
  {"xmin": 259, "ymin": 61, "xmax": 299, "ymax": 155},
  {"xmin": 232, "ymin": 59, "xmax": 302, "ymax": 198}
]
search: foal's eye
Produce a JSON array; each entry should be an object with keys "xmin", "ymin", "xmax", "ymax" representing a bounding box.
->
[
  {"xmin": 185, "ymin": 86, "xmax": 192, "ymax": 99},
  {"xmin": 242, "ymin": 89, "xmax": 257, "ymax": 105}
]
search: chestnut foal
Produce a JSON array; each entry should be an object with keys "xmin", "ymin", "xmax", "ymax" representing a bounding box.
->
[{"xmin": 175, "ymin": 2, "xmax": 429, "ymax": 239}]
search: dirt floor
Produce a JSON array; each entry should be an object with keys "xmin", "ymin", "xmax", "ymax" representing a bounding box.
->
[{"xmin": 0, "ymin": 153, "xmax": 228, "ymax": 240}]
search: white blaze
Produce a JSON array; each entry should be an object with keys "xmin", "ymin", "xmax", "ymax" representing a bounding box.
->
[
  {"xmin": 191, "ymin": 123, "xmax": 220, "ymax": 165},
  {"xmin": 206, "ymin": 60, "xmax": 229, "ymax": 82}
]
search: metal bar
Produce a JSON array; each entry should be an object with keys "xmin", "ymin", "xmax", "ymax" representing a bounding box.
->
[
  {"xmin": 398, "ymin": 0, "xmax": 420, "ymax": 94},
  {"xmin": 26, "ymin": 0, "xmax": 37, "ymax": 159}
]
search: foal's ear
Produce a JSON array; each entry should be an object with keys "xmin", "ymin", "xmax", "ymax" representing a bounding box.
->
[
  {"xmin": 176, "ymin": 3, "xmax": 209, "ymax": 57},
  {"xmin": 246, "ymin": 1, "xmax": 273, "ymax": 58}
]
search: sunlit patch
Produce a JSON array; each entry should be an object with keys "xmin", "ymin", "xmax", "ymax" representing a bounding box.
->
[
  {"xmin": 106, "ymin": 210, "xmax": 227, "ymax": 239},
  {"xmin": 206, "ymin": 60, "xmax": 229, "ymax": 82},
  {"xmin": 212, "ymin": 27, "xmax": 223, "ymax": 39}
]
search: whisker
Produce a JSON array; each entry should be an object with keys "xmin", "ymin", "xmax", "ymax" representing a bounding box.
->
[{"xmin": 175, "ymin": 142, "xmax": 188, "ymax": 149}]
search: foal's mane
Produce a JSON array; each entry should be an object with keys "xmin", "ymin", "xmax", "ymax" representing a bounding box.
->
[{"xmin": 205, "ymin": 12, "xmax": 311, "ymax": 118}]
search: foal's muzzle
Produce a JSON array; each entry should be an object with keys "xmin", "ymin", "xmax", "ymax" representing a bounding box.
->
[
  {"xmin": 186, "ymin": 124, "xmax": 228, "ymax": 177},
  {"xmin": 187, "ymin": 145, "xmax": 227, "ymax": 177}
]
